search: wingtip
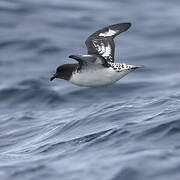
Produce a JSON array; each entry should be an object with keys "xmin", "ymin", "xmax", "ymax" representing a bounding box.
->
[
  {"xmin": 123, "ymin": 22, "xmax": 132, "ymax": 29},
  {"xmin": 128, "ymin": 22, "xmax": 132, "ymax": 27},
  {"xmin": 125, "ymin": 22, "xmax": 131, "ymax": 26},
  {"xmin": 69, "ymin": 55, "xmax": 81, "ymax": 60},
  {"xmin": 110, "ymin": 22, "xmax": 132, "ymax": 34}
]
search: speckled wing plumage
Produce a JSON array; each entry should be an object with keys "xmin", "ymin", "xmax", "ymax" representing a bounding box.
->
[{"xmin": 85, "ymin": 23, "xmax": 131, "ymax": 63}]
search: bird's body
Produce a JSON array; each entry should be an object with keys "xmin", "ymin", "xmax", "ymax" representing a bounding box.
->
[
  {"xmin": 70, "ymin": 62, "xmax": 139, "ymax": 87},
  {"xmin": 50, "ymin": 23, "xmax": 143, "ymax": 87}
]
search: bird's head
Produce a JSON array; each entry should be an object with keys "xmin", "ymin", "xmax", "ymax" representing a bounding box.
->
[{"xmin": 50, "ymin": 64, "xmax": 77, "ymax": 81}]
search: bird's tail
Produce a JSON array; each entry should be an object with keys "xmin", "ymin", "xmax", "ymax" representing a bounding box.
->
[{"xmin": 130, "ymin": 65, "xmax": 144, "ymax": 70}]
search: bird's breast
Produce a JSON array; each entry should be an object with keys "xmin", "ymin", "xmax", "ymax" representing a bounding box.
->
[{"xmin": 69, "ymin": 67, "xmax": 128, "ymax": 87}]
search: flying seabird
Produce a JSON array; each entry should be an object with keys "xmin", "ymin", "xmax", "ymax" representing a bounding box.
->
[{"xmin": 50, "ymin": 23, "xmax": 143, "ymax": 87}]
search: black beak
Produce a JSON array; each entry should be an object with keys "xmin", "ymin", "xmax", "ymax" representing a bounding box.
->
[{"xmin": 50, "ymin": 74, "xmax": 57, "ymax": 81}]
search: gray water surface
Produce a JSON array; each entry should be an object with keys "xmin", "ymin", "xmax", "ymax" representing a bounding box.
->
[{"xmin": 0, "ymin": 0, "xmax": 180, "ymax": 180}]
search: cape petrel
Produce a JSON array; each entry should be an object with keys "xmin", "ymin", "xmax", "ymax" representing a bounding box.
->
[{"xmin": 50, "ymin": 23, "xmax": 143, "ymax": 87}]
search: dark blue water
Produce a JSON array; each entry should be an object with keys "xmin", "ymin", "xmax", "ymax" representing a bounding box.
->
[{"xmin": 0, "ymin": 0, "xmax": 180, "ymax": 179}]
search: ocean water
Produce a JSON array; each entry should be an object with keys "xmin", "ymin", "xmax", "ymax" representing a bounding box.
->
[{"xmin": 0, "ymin": 0, "xmax": 180, "ymax": 179}]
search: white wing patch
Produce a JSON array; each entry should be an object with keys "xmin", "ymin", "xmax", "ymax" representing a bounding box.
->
[
  {"xmin": 92, "ymin": 40, "xmax": 112, "ymax": 57},
  {"xmin": 103, "ymin": 44, "xmax": 111, "ymax": 56},
  {"xmin": 99, "ymin": 28, "xmax": 117, "ymax": 37},
  {"xmin": 92, "ymin": 41, "xmax": 103, "ymax": 55}
]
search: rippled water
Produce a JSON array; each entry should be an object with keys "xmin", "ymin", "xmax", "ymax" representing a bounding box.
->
[{"xmin": 0, "ymin": 0, "xmax": 180, "ymax": 179}]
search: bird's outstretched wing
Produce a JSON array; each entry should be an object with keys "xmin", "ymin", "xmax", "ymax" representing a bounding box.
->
[{"xmin": 85, "ymin": 23, "xmax": 131, "ymax": 63}]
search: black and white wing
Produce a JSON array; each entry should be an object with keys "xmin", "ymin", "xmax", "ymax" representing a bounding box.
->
[{"xmin": 85, "ymin": 23, "xmax": 131, "ymax": 63}]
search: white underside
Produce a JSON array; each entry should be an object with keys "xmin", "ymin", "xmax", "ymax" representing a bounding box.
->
[{"xmin": 69, "ymin": 67, "xmax": 132, "ymax": 87}]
